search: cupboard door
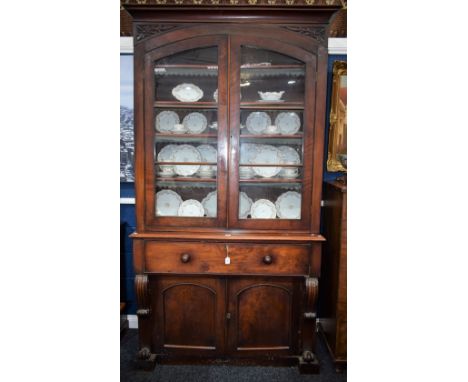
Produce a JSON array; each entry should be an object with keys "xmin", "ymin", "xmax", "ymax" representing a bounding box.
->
[
  {"xmin": 226, "ymin": 277, "xmax": 300, "ymax": 356},
  {"xmin": 152, "ymin": 276, "xmax": 226, "ymax": 355},
  {"xmin": 228, "ymin": 36, "xmax": 318, "ymax": 230},
  {"xmin": 143, "ymin": 35, "xmax": 229, "ymax": 229}
]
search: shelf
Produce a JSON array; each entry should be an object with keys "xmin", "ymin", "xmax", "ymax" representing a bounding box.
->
[
  {"xmin": 153, "ymin": 65, "xmax": 304, "ymax": 78},
  {"xmin": 239, "ymin": 134, "xmax": 303, "ymax": 144},
  {"xmin": 156, "ymin": 178, "xmax": 217, "ymax": 188},
  {"xmin": 241, "ymin": 65, "xmax": 304, "ymax": 78},
  {"xmin": 240, "ymin": 102, "xmax": 304, "ymax": 110},
  {"xmin": 240, "ymin": 163, "xmax": 303, "ymax": 167},
  {"xmin": 154, "ymin": 65, "xmax": 218, "ymax": 77},
  {"xmin": 155, "ymin": 133, "xmax": 218, "ymax": 143},
  {"xmin": 155, "ymin": 162, "xmax": 217, "ymax": 166},
  {"xmin": 239, "ymin": 178, "xmax": 302, "ymax": 183},
  {"xmin": 156, "ymin": 177, "xmax": 216, "ymax": 183},
  {"xmin": 155, "ymin": 101, "xmax": 218, "ymax": 109}
]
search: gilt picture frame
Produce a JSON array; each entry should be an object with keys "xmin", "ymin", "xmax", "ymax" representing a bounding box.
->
[{"xmin": 327, "ymin": 60, "xmax": 347, "ymax": 172}]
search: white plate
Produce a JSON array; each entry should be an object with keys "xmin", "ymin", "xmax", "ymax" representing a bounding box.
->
[
  {"xmin": 156, "ymin": 190, "xmax": 182, "ymax": 216},
  {"xmin": 246, "ymin": 112, "xmax": 271, "ymax": 134},
  {"xmin": 275, "ymin": 112, "xmax": 301, "ymax": 135},
  {"xmin": 240, "ymin": 143, "xmax": 260, "ymax": 164},
  {"xmin": 178, "ymin": 199, "xmax": 205, "ymax": 217},
  {"xmin": 183, "ymin": 112, "xmax": 208, "ymax": 134},
  {"xmin": 172, "ymin": 83, "xmax": 204, "ymax": 102},
  {"xmin": 275, "ymin": 191, "xmax": 301, "ymax": 219},
  {"xmin": 197, "ymin": 144, "xmax": 217, "ymax": 171},
  {"xmin": 157, "ymin": 144, "xmax": 177, "ymax": 162},
  {"xmin": 277, "ymin": 146, "xmax": 301, "ymax": 164},
  {"xmin": 201, "ymin": 191, "xmax": 217, "ymax": 217},
  {"xmin": 250, "ymin": 199, "xmax": 277, "ymax": 219},
  {"xmin": 155, "ymin": 111, "xmax": 179, "ymax": 133},
  {"xmin": 251, "ymin": 145, "xmax": 284, "ymax": 178},
  {"xmin": 239, "ymin": 192, "xmax": 253, "ymax": 219},
  {"xmin": 170, "ymin": 144, "xmax": 201, "ymax": 177},
  {"xmin": 213, "ymin": 89, "xmax": 218, "ymax": 102}
]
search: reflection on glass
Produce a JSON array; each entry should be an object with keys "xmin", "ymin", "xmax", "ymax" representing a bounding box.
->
[{"xmin": 154, "ymin": 46, "xmax": 218, "ymax": 218}]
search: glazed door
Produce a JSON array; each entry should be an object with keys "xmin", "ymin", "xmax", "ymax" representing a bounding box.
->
[
  {"xmin": 144, "ymin": 35, "xmax": 228, "ymax": 229},
  {"xmin": 228, "ymin": 37, "xmax": 317, "ymax": 230},
  {"xmin": 226, "ymin": 277, "xmax": 301, "ymax": 356}
]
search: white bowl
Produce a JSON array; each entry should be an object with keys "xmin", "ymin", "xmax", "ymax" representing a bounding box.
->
[{"xmin": 258, "ymin": 91, "xmax": 285, "ymax": 101}]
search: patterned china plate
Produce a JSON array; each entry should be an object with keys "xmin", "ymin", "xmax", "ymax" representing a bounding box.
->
[
  {"xmin": 275, "ymin": 112, "xmax": 301, "ymax": 135},
  {"xmin": 251, "ymin": 145, "xmax": 284, "ymax": 178},
  {"xmin": 170, "ymin": 144, "xmax": 202, "ymax": 176},
  {"xmin": 275, "ymin": 191, "xmax": 301, "ymax": 219},
  {"xmin": 155, "ymin": 190, "xmax": 183, "ymax": 216},
  {"xmin": 157, "ymin": 144, "xmax": 178, "ymax": 163},
  {"xmin": 183, "ymin": 112, "xmax": 208, "ymax": 134},
  {"xmin": 197, "ymin": 144, "xmax": 217, "ymax": 171},
  {"xmin": 277, "ymin": 146, "xmax": 300, "ymax": 164},
  {"xmin": 246, "ymin": 112, "xmax": 271, "ymax": 134},
  {"xmin": 155, "ymin": 110, "xmax": 179, "ymax": 133},
  {"xmin": 201, "ymin": 191, "xmax": 217, "ymax": 217},
  {"xmin": 250, "ymin": 199, "xmax": 277, "ymax": 219},
  {"xmin": 178, "ymin": 199, "xmax": 205, "ymax": 217},
  {"xmin": 239, "ymin": 192, "xmax": 253, "ymax": 219}
]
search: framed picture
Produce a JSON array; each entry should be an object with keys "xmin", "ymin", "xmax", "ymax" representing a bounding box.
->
[
  {"xmin": 327, "ymin": 60, "xmax": 347, "ymax": 172},
  {"xmin": 120, "ymin": 49, "xmax": 134, "ymax": 182}
]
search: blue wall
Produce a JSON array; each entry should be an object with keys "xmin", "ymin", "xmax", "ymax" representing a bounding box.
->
[
  {"xmin": 120, "ymin": 183, "xmax": 136, "ymax": 314},
  {"xmin": 120, "ymin": 53, "xmax": 347, "ymax": 315}
]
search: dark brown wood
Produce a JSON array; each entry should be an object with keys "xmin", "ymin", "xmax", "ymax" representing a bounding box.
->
[
  {"xmin": 318, "ymin": 180, "xmax": 347, "ymax": 368},
  {"xmin": 226, "ymin": 277, "xmax": 301, "ymax": 356},
  {"xmin": 124, "ymin": 4, "xmax": 338, "ymax": 373},
  {"xmin": 145, "ymin": 241, "xmax": 309, "ymax": 276},
  {"xmin": 153, "ymin": 276, "xmax": 226, "ymax": 356}
]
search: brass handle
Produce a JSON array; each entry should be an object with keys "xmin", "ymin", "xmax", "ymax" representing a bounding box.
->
[
  {"xmin": 180, "ymin": 253, "xmax": 191, "ymax": 263},
  {"xmin": 263, "ymin": 255, "xmax": 273, "ymax": 265}
]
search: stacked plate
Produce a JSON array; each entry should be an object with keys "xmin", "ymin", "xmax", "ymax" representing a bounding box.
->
[
  {"xmin": 156, "ymin": 189, "xmax": 219, "ymax": 217},
  {"xmin": 155, "ymin": 110, "xmax": 208, "ymax": 134}
]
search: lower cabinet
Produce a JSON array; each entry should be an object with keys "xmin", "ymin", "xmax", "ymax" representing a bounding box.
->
[{"xmin": 150, "ymin": 276, "xmax": 301, "ymax": 358}]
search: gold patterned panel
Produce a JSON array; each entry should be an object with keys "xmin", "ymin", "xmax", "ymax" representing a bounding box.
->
[{"xmin": 327, "ymin": 61, "xmax": 347, "ymax": 172}]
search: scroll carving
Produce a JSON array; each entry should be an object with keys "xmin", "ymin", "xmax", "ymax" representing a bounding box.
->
[
  {"xmin": 304, "ymin": 277, "xmax": 318, "ymax": 320},
  {"xmin": 281, "ymin": 26, "xmax": 327, "ymax": 45},
  {"xmin": 135, "ymin": 274, "xmax": 151, "ymax": 317},
  {"xmin": 135, "ymin": 24, "xmax": 178, "ymax": 42}
]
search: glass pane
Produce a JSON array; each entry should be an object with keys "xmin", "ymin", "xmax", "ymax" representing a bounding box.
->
[
  {"xmin": 238, "ymin": 46, "xmax": 305, "ymax": 220},
  {"xmin": 153, "ymin": 47, "xmax": 219, "ymax": 218},
  {"xmin": 240, "ymin": 46, "xmax": 305, "ymax": 104}
]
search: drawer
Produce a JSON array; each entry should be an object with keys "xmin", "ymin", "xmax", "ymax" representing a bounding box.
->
[
  {"xmin": 145, "ymin": 241, "xmax": 227, "ymax": 274},
  {"xmin": 226, "ymin": 244, "xmax": 309, "ymax": 276},
  {"xmin": 145, "ymin": 241, "xmax": 309, "ymax": 276}
]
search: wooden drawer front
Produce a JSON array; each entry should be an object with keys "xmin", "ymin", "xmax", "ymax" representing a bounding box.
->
[
  {"xmin": 226, "ymin": 244, "xmax": 309, "ymax": 276},
  {"xmin": 145, "ymin": 242, "xmax": 227, "ymax": 274}
]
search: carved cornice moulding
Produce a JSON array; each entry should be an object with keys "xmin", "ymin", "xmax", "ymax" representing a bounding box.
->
[
  {"xmin": 120, "ymin": 36, "xmax": 347, "ymax": 54},
  {"xmin": 123, "ymin": 0, "xmax": 343, "ymax": 6}
]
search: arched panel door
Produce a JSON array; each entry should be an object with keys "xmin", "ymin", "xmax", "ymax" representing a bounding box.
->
[
  {"xmin": 227, "ymin": 36, "xmax": 319, "ymax": 231},
  {"xmin": 226, "ymin": 278, "xmax": 301, "ymax": 356},
  {"xmin": 142, "ymin": 35, "xmax": 229, "ymax": 229}
]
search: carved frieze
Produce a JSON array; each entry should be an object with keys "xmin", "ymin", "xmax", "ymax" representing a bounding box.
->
[
  {"xmin": 281, "ymin": 26, "xmax": 327, "ymax": 45},
  {"xmin": 135, "ymin": 24, "xmax": 179, "ymax": 42}
]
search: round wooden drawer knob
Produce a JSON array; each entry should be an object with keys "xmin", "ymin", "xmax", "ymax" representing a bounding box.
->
[
  {"xmin": 263, "ymin": 255, "xmax": 273, "ymax": 265},
  {"xmin": 180, "ymin": 253, "xmax": 191, "ymax": 263}
]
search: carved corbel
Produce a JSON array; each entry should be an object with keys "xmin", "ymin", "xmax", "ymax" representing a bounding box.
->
[
  {"xmin": 299, "ymin": 277, "xmax": 319, "ymax": 373},
  {"xmin": 304, "ymin": 277, "xmax": 318, "ymax": 320},
  {"xmin": 135, "ymin": 274, "xmax": 151, "ymax": 317}
]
